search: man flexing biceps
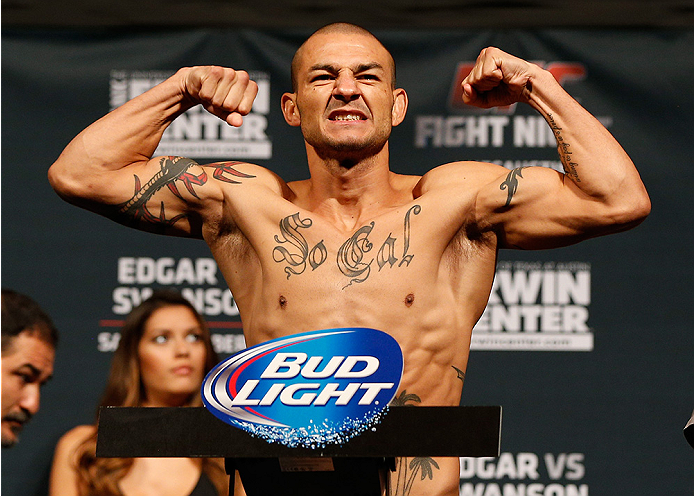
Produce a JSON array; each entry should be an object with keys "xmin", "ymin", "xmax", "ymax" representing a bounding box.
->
[{"xmin": 49, "ymin": 23, "xmax": 649, "ymax": 496}]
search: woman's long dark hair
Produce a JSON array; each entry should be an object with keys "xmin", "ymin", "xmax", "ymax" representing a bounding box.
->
[{"xmin": 72, "ymin": 289, "xmax": 227, "ymax": 496}]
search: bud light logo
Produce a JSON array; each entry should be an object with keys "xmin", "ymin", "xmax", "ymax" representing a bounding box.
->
[{"xmin": 202, "ymin": 328, "xmax": 403, "ymax": 448}]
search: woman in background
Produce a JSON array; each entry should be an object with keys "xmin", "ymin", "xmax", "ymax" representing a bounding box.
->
[{"xmin": 49, "ymin": 289, "xmax": 228, "ymax": 496}]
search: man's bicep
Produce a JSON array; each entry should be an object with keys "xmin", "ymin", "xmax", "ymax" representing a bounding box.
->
[
  {"xmin": 109, "ymin": 156, "xmax": 217, "ymax": 236},
  {"xmin": 479, "ymin": 166, "xmax": 607, "ymax": 249},
  {"xmin": 66, "ymin": 155, "xmax": 223, "ymax": 238}
]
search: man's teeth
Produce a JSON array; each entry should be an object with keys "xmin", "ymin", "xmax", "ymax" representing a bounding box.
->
[{"xmin": 333, "ymin": 115, "xmax": 362, "ymax": 121}]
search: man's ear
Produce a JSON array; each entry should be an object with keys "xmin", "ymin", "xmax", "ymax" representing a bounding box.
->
[
  {"xmin": 391, "ymin": 88, "xmax": 408, "ymax": 127},
  {"xmin": 281, "ymin": 93, "xmax": 301, "ymax": 127}
]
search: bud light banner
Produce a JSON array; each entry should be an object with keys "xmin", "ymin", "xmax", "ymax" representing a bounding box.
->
[{"xmin": 201, "ymin": 328, "xmax": 403, "ymax": 447}]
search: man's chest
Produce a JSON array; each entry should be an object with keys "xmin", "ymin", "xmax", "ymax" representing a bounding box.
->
[
  {"xmin": 216, "ymin": 192, "xmax": 488, "ymax": 305},
  {"xmin": 266, "ymin": 204, "xmax": 427, "ymax": 286}
]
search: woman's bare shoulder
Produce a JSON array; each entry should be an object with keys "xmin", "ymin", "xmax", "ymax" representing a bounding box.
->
[{"xmin": 55, "ymin": 424, "xmax": 96, "ymax": 453}]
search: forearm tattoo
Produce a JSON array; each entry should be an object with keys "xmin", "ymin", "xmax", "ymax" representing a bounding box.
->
[
  {"xmin": 547, "ymin": 113, "xmax": 580, "ymax": 182},
  {"xmin": 113, "ymin": 157, "xmax": 253, "ymax": 231},
  {"xmin": 272, "ymin": 205, "xmax": 422, "ymax": 289},
  {"xmin": 500, "ymin": 166, "xmax": 526, "ymax": 207}
]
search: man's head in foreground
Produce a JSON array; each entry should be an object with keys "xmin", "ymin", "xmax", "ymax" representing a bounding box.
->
[{"xmin": 1, "ymin": 289, "xmax": 58, "ymax": 448}]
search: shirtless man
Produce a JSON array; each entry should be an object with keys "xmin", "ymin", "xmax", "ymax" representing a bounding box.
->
[{"xmin": 48, "ymin": 23, "xmax": 650, "ymax": 496}]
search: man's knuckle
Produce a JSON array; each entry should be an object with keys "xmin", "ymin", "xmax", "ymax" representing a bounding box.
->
[{"xmin": 237, "ymin": 101, "xmax": 252, "ymax": 114}]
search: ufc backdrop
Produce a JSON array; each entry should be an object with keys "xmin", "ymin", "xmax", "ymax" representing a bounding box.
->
[{"xmin": 2, "ymin": 27, "xmax": 693, "ymax": 495}]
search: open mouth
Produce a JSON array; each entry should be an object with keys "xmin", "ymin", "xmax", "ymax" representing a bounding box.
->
[{"xmin": 328, "ymin": 110, "xmax": 367, "ymax": 121}]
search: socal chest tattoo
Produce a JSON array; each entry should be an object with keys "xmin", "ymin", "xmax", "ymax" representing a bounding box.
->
[
  {"xmin": 272, "ymin": 205, "xmax": 422, "ymax": 288},
  {"xmin": 337, "ymin": 222, "xmax": 375, "ymax": 286},
  {"xmin": 272, "ymin": 213, "xmax": 328, "ymax": 278}
]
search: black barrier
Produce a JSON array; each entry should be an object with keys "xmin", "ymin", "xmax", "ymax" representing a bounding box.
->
[
  {"xmin": 97, "ymin": 406, "xmax": 502, "ymax": 496},
  {"xmin": 96, "ymin": 406, "xmax": 502, "ymax": 458}
]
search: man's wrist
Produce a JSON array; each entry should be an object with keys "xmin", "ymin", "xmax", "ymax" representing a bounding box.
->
[
  {"xmin": 524, "ymin": 66, "xmax": 571, "ymax": 114},
  {"xmin": 172, "ymin": 67, "xmax": 194, "ymax": 103}
]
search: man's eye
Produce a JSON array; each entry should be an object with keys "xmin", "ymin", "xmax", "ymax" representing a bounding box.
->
[
  {"xmin": 17, "ymin": 373, "xmax": 34, "ymax": 384},
  {"xmin": 312, "ymin": 75, "xmax": 333, "ymax": 82}
]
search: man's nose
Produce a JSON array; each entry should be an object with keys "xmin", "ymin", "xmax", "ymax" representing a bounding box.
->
[
  {"xmin": 332, "ymin": 72, "xmax": 360, "ymax": 101},
  {"xmin": 19, "ymin": 385, "xmax": 40, "ymax": 416}
]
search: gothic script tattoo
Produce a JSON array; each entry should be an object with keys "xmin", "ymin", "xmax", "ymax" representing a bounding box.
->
[
  {"xmin": 338, "ymin": 205, "xmax": 421, "ymax": 288},
  {"xmin": 115, "ymin": 157, "xmax": 254, "ymax": 230},
  {"xmin": 272, "ymin": 205, "xmax": 422, "ymax": 287},
  {"xmin": 547, "ymin": 113, "xmax": 580, "ymax": 182},
  {"xmin": 500, "ymin": 167, "xmax": 527, "ymax": 207},
  {"xmin": 272, "ymin": 213, "xmax": 328, "ymax": 279},
  {"xmin": 337, "ymin": 222, "xmax": 375, "ymax": 287}
]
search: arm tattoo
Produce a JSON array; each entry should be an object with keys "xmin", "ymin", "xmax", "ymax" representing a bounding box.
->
[
  {"xmin": 500, "ymin": 166, "xmax": 526, "ymax": 207},
  {"xmin": 547, "ymin": 113, "xmax": 580, "ymax": 182},
  {"xmin": 207, "ymin": 161, "xmax": 256, "ymax": 184},
  {"xmin": 116, "ymin": 156, "xmax": 202, "ymax": 229},
  {"xmin": 114, "ymin": 157, "xmax": 254, "ymax": 231}
]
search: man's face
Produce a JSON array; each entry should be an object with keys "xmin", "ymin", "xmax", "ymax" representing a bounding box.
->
[
  {"xmin": 1, "ymin": 331, "xmax": 54, "ymax": 448},
  {"xmin": 286, "ymin": 32, "xmax": 406, "ymax": 161}
]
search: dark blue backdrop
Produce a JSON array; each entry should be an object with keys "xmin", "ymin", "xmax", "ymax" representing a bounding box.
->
[{"xmin": 2, "ymin": 27, "xmax": 693, "ymax": 495}]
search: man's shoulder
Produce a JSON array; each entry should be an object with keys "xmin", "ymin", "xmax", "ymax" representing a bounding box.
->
[
  {"xmin": 207, "ymin": 161, "xmax": 293, "ymax": 199},
  {"xmin": 417, "ymin": 160, "xmax": 508, "ymax": 194}
]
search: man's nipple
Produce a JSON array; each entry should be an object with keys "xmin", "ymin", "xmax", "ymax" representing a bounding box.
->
[
  {"xmin": 279, "ymin": 295, "xmax": 287, "ymax": 309},
  {"xmin": 404, "ymin": 293, "xmax": 415, "ymax": 307}
]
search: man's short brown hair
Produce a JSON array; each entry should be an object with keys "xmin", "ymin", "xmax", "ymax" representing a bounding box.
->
[
  {"xmin": 1, "ymin": 289, "xmax": 58, "ymax": 354},
  {"xmin": 290, "ymin": 22, "xmax": 396, "ymax": 92}
]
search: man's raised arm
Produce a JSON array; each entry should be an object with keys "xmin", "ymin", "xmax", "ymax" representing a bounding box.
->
[
  {"xmin": 463, "ymin": 47, "xmax": 650, "ymax": 249},
  {"xmin": 47, "ymin": 67, "xmax": 259, "ymax": 237}
]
